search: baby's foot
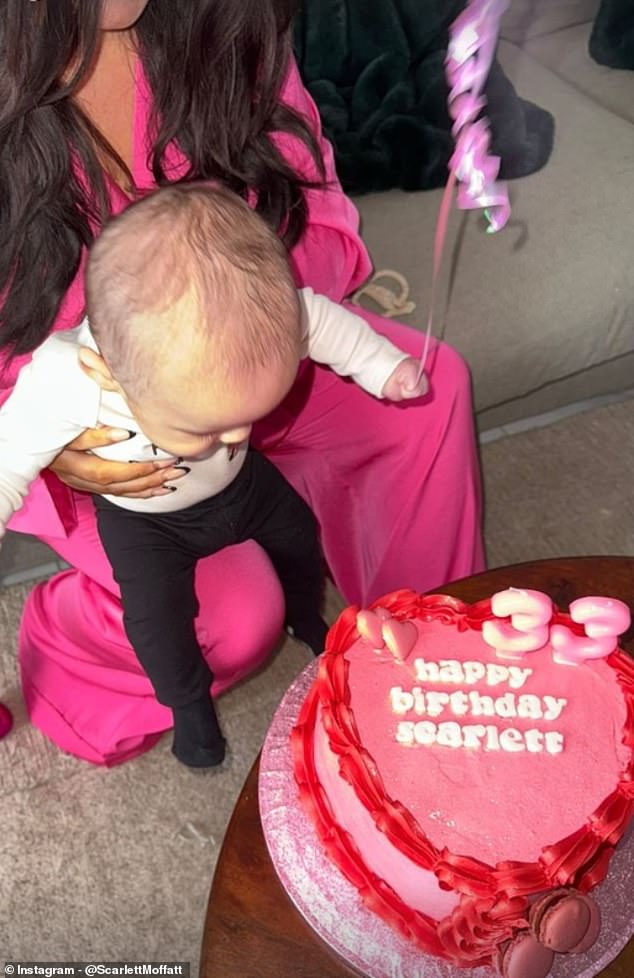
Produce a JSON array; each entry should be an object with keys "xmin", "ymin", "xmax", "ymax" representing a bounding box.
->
[
  {"xmin": 286, "ymin": 615, "xmax": 329, "ymax": 656},
  {"xmin": 171, "ymin": 696, "xmax": 226, "ymax": 769}
]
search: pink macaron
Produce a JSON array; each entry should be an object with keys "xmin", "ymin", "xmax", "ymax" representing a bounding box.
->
[
  {"xmin": 495, "ymin": 932, "xmax": 555, "ymax": 978},
  {"xmin": 567, "ymin": 895, "xmax": 602, "ymax": 954},
  {"xmin": 529, "ymin": 888, "xmax": 601, "ymax": 954}
]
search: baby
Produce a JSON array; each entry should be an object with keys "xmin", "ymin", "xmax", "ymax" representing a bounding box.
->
[{"xmin": 0, "ymin": 184, "xmax": 426, "ymax": 768}]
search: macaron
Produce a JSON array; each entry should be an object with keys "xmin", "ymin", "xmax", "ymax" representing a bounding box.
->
[
  {"xmin": 529, "ymin": 888, "xmax": 601, "ymax": 954},
  {"xmin": 495, "ymin": 932, "xmax": 555, "ymax": 978},
  {"xmin": 567, "ymin": 894, "xmax": 601, "ymax": 954}
]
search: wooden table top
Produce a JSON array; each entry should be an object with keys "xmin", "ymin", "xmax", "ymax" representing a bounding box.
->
[{"xmin": 200, "ymin": 556, "xmax": 634, "ymax": 978}]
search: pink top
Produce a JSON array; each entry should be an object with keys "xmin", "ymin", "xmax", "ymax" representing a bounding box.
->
[{"xmin": 1, "ymin": 56, "xmax": 372, "ymax": 538}]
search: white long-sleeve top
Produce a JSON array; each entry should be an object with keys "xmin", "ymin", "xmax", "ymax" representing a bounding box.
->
[{"xmin": 0, "ymin": 288, "xmax": 407, "ymax": 536}]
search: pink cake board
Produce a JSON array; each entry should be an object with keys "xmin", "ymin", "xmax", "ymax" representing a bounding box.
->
[{"xmin": 259, "ymin": 660, "xmax": 634, "ymax": 978}]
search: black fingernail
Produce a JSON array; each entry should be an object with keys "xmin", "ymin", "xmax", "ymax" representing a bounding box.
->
[
  {"xmin": 172, "ymin": 466, "xmax": 191, "ymax": 474},
  {"xmin": 126, "ymin": 430, "xmax": 137, "ymax": 439},
  {"xmin": 167, "ymin": 486, "xmax": 178, "ymax": 492}
]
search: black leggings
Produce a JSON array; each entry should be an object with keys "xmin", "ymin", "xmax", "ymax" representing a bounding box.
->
[{"xmin": 94, "ymin": 449, "xmax": 323, "ymax": 708}]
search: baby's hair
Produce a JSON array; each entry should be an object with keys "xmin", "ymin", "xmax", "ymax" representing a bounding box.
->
[{"xmin": 85, "ymin": 184, "xmax": 301, "ymax": 400}]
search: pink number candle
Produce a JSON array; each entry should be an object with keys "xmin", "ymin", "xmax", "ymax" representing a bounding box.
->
[
  {"xmin": 550, "ymin": 596, "xmax": 631, "ymax": 665},
  {"xmin": 482, "ymin": 588, "xmax": 553, "ymax": 659}
]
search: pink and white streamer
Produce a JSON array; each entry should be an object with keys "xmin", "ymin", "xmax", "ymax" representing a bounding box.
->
[
  {"xmin": 446, "ymin": 0, "xmax": 511, "ymax": 232},
  {"xmin": 417, "ymin": 0, "xmax": 510, "ymax": 381}
]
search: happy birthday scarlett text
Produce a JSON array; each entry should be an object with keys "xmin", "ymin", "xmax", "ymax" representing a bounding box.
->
[{"xmin": 391, "ymin": 658, "xmax": 567, "ymax": 754}]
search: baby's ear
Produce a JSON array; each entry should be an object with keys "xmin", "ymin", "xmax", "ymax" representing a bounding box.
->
[{"xmin": 78, "ymin": 346, "xmax": 121, "ymax": 393}]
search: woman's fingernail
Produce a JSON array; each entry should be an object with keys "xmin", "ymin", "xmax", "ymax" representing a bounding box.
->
[
  {"xmin": 111, "ymin": 429, "xmax": 137, "ymax": 441},
  {"xmin": 152, "ymin": 487, "xmax": 176, "ymax": 496},
  {"xmin": 172, "ymin": 466, "xmax": 191, "ymax": 475}
]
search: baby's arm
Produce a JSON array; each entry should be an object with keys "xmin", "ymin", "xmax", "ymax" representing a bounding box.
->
[
  {"xmin": 0, "ymin": 345, "xmax": 94, "ymax": 542},
  {"xmin": 299, "ymin": 288, "xmax": 427, "ymax": 400}
]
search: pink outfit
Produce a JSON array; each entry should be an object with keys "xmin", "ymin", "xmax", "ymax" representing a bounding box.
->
[{"xmin": 3, "ymin": 58, "xmax": 484, "ymax": 765}]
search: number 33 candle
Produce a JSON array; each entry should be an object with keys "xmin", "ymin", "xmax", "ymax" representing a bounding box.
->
[{"xmin": 482, "ymin": 588, "xmax": 630, "ymax": 665}]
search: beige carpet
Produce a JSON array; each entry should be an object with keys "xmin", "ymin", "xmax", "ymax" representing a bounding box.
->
[{"xmin": 1, "ymin": 396, "xmax": 633, "ymax": 970}]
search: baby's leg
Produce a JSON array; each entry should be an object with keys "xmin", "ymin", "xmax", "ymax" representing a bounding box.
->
[
  {"xmin": 94, "ymin": 499, "xmax": 225, "ymax": 768},
  {"xmin": 22, "ymin": 489, "xmax": 283, "ymax": 766},
  {"xmin": 237, "ymin": 451, "xmax": 329, "ymax": 655}
]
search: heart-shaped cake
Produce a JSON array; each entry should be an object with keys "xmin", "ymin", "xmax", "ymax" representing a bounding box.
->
[{"xmin": 292, "ymin": 589, "xmax": 634, "ymax": 973}]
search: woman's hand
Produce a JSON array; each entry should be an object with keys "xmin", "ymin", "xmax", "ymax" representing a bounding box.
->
[{"xmin": 48, "ymin": 427, "xmax": 187, "ymax": 499}]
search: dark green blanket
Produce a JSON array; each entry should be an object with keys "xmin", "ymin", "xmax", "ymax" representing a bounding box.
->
[
  {"xmin": 590, "ymin": 0, "xmax": 634, "ymax": 69},
  {"xmin": 293, "ymin": 0, "xmax": 554, "ymax": 195}
]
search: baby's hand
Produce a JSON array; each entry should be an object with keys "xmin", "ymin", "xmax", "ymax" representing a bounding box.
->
[{"xmin": 381, "ymin": 357, "xmax": 428, "ymax": 401}]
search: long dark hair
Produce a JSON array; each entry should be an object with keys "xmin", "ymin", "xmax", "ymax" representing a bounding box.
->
[{"xmin": 0, "ymin": 0, "xmax": 324, "ymax": 358}]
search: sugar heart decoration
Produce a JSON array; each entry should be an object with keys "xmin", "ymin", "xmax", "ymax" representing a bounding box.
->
[
  {"xmin": 356, "ymin": 607, "xmax": 391, "ymax": 649},
  {"xmin": 381, "ymin": 619, "xmax": 418, "ymax": 661}
]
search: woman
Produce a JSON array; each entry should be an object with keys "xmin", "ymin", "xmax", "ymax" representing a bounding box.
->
[{"xmin": 0, "ymin": 0, "xmax": 484, "ymax": 765}]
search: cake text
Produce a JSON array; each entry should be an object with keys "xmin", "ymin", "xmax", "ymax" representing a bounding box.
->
[{"xmin": 391, "ymin": 658, "xmax": 567, "ymax": 754}]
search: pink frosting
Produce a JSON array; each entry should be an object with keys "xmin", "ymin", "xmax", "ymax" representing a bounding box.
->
[
  {"xmin": 343, "ymin": 619, "xmax": 629, "ymax": 865},
  {"xmin": 313, "ymin": 704, "xmax": 460, "ymax": 920}
]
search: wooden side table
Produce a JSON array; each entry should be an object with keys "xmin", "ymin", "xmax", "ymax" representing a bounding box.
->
[{"xmin": 200, "ymin": 557, "xmax": 634, "ymax": 978}]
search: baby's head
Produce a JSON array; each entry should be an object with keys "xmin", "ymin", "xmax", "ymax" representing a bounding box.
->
[{"xmin": 84, "ymin": 184, "xmax": 302, "ymax": 457}]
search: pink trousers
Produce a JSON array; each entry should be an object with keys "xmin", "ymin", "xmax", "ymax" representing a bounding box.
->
[{"xmin": 19, "ymin": 311, "xmax": 484, "ymax": 765}]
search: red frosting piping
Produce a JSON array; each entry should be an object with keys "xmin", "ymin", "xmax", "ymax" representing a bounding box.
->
[{"xmin": 292, "ymin": 592, "xmax": 634, "ymax": 967}]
